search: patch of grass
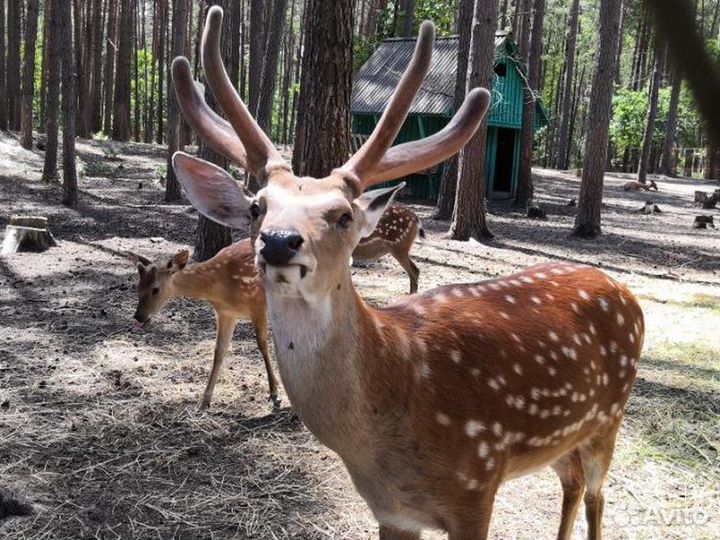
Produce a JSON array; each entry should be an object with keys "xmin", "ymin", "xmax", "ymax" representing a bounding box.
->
[{"xmin": 622, "ymin": 341, "xmax": 720, "ymax": 481}]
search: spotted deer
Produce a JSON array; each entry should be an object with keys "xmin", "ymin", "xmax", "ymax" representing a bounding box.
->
[
  {"xmin": 127, "ymin": 239, "xmax": 280, "ymax": 410},
  {"xmin": 170, "ymin": 9, "xmax": 644, "ymax": 539},
  {"xmin": 623, "ymin": 179, "xmax": 658, "ymax": 191},
  {"xmin": 354, "ymin": 204, "xmax": 425, "ymax": 293}
]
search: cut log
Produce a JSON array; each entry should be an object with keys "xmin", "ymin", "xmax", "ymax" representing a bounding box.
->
[
  {"xmin": 693, "ymin": 215, "xmax": 715, "ymax": 229},
  {"xmin": 1, "ymin": 216, "xmax": 57, "ymax": 254},
  {"xmin": 638, "ymin": 201, "xmax": 662, "ymax": 214},
  {"xmin": 527, "ymin": 205, "xmax": 547, "ymax": 219},
  {"xmin": 694, "ymin": 191, "xmax": 708, "ymax": 203}
]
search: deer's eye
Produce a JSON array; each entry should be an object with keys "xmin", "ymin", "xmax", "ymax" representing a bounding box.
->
[
  {"xmin": 152, "ymin": 287, "xmax": 160, "ymax": 295},
  {"xmin": 337, "ymin": 212, "xmax": 353, "ymax": 229},
  {"xmin": 250, "ymin": 202, "xmax": 261, "ymax": 220}
]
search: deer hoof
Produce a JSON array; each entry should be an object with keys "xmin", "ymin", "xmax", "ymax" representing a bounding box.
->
[{"xmin": 197, "ymin": 398, "xmax": 211, "ymax": 411}]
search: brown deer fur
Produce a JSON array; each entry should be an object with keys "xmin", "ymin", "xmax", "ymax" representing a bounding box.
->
[
  {"xmin": 353, "ymin": 204, "xmax": 424, "ymax": 293},
  {"xmin": 128, "ymin": 239, "xmax": 279, "ymax": 409},
  {"xmin": 168, "ymin": 9, "xmax": 644, "ymax": 539}
]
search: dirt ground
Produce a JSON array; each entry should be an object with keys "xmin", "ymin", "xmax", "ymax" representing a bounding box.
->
[{"xmin": 0, "ymin": 133, "xmax": 719, "ymax": 539}]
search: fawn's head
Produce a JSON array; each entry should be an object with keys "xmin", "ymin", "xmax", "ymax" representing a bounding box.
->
[
  {"xmin": 127, "ymin": 250, "xmax": 189, "ymax": 326},
  {"xmin": 171, "ymin": 7, "xmax": 490, "ymax": 301}
]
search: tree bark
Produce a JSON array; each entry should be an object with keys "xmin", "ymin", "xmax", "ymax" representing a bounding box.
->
[
  {"xmin": 60, "ymin": 0, "xmax": 78, "ymax": 206},
  {"xmin": 450, "ymin": 0, "xmax": 498, "ymax": 241},
  {"xmin": 661, "ymin": 65, "xmax": 682, "ymax": 177},
  {"xmin": 155, "ymin": 0, "xmax": 167, "ymax": 144},
  {"xmin": 43, "ymin": 0, "xmax": 61, "ymax": 183},
  {"xmin": 434, "ymin": 0, "xmax": 472, "ymax": 220},
  {"xmin": 248, "ymin": 0, "xmax": 265, "ymax": 115},
  {"xmin": 571, "ymin": 0, "xmax": 622, "ymax": 238},
  {"xmin": 554, "ymin": 0, "xmax": 579, "ymax": 170},
  {"xmin": 256, "ymin": 0, "xmax": 288, "ymax": 134},
  {"xmin": 292, "ymin": 0, "xmax": 352, "ymax": 177},
  {"xmin": 103, "ymin": 0, "xmax": 118, "ymax": 135},
  {"xmin": 0, "ymin": 0, "xmax": 6, "ymax": 130},
  {"xmin": 402, "ymin": 0, "xmax": 415, "ymax": 37},
  {"xmin": 6, "ymin": 0, "xmax": 22, "ymax": 130},
  {"xmin": 112, "ymin": 0, "xmax": 133, "ymax": 141},
  {"xmin": 89, "ymin": 0, "xmax": 104, "ymax": 133},
  {"xmin": 516, "ymin": 0, "xmax": 546, "ymax": 208},
  {"xmin": 637, "ymin": 43, "xmax": 665, "ymax": 185},
  {"xmin": 194, "ymin": 0, "xmax": 234, "ymax": 261},
  {"xmin": 73, "ymin": 0, "xmax": 90, "ymax": 138},
  {"xmin": 20, "ymin": 0, "xmax": 40, "ymax": 149},
  {"xmin": 166, "ymin": 0, "xmax": 189, "ymax": 202}
]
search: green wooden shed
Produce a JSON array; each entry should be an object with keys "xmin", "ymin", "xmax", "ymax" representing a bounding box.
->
[{"xmin": 351, "ymin": 33, "xmax": 550, "ymax": 201}]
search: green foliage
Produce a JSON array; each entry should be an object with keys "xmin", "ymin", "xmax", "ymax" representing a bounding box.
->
[
  {"xmin": 610, "ymin": 88, "xmax": 648, "ymax": 151},
  {"xmin": 354, "ymin": 36, "xmax": 379, "ymax": 74},
  {"xmin": 414, "ymin": 0, "xmax": 458, "ymax": 36}
]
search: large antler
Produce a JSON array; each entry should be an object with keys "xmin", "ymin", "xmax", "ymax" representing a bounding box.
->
[
  {"xmin": 340, "ymin": 21, "xmax": 491, "ymax": 189},
  {"xmin": 171, "ymin": 57, "xmax": 249, "ymax": 167},
  {"xmin": 172, "ymin": 6, "xmax": 287, "ymax": 181}
]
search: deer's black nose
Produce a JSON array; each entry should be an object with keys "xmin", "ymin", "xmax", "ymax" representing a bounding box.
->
[{"xmin": 260, "ymin": 230, "xmax": 304, "ymax": 266}]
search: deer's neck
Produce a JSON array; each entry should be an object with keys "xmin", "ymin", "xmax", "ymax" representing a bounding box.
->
[
  {"xmin": 171, "ymin": 263, "xmax": 218, "ymax": 302},
  {"xmin": 266, "ymin": 273, "xmax": 381, "ymax": 451}
]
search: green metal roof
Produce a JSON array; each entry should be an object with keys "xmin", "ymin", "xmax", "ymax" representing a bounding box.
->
[{"xmin": 351, "ymin": 33, "xmax": 550, "ymax": 129}]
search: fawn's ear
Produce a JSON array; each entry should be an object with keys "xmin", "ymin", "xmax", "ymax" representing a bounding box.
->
[
  {"xmin": 173, "ymin": 152, "xmax": 254, "ymax": 229},
  {"xmin": 168, "ymin": 249, "xmax": 190, "ymax": 272},
  {"xmin": 353, "ymin": 182, "xmax": 405, "ymax": 239},
  {"xmin": 127, "ymin": 251, "xmax": 151, "ymax": 274}
]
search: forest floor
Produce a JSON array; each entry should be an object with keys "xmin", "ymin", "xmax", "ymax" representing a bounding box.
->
[{"xmin": 1, "ymin": 133, "xmax": 719, "ymax": 540}]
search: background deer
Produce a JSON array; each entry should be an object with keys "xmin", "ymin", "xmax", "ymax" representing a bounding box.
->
[
  {"xmin": 623, "ymin": 179, "xmax": 658, "ymax": 191},
  {"xmin": 353, "ymin": 203, "xmax": 425, "ymax": 293},
  {"xmin": 128, "ymin": 239, "xmax": 279, "ymax": 410},
  {"xmin": 170, "ymin": 9, "xmax": 644, "ymax": 539}
]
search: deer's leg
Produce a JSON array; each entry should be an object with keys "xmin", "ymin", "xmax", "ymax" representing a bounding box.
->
[
  {"xmin": 579, "ymin": 428, "xmax": 619, "ymax": 540},
  {"xmin": 552, "ymin": 451, "xmax": 586, "ymax": 540},
  {"xmin": 252, "ymin": 310, "xmax": 280, "ymax": 410},
  {"xmin": 393, "ymin": 252, "xmax": 420, "ymax": 294},
  {"xmin": 199, "ymin": 313, "xmax": 237, "ymax": 410},
  {"xmin": 447, "ymin": 483, "xmax": 498, "ymax": 540},
  {"xmin": 378, "ymin": 524, "xmax": 420, "ymax": 540}
]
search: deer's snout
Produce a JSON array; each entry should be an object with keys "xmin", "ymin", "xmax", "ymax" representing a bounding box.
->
[{"xmin": 259, "ymin": 230, "xmax": 304, "ymax": 266}]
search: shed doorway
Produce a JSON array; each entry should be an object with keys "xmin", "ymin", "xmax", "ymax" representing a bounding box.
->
[{"xmin": 491, "ymin": 128, "xmax": 517, "ymax": 198}]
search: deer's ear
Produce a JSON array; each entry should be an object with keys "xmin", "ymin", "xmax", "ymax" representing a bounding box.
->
[
  {"xmin": 127, "ymin": 251, "xmax": 151, "ymax": 270},
  {"xmin": 173, "ymin": 152, "xmax": 253, "ymax": 230},
  {"xmin": 170, "ymin": 249, "xmax": 190, "ymax": 272},
  {"xmin": 353, "ymin": 183, "xmax": 405, "ymax": 238}
]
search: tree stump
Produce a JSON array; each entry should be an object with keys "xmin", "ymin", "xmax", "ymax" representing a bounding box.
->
[
  {"xmin": 638, "ymin": 201, "xmax": 662, "ymax": 214},
  {"xmin": 695, "ymin": 191, "xmax": 709, "ymax": 203},
  {"xmin": 693, "ymin": 215, "xmax": 715, "ymax": 229},
  {"xmin": 1, "ymin": 216, "xmax": 57, "ymax": 254},
  {"xmin": 527, "ymin": 205, "xmax": 547, "ymax": 219}
]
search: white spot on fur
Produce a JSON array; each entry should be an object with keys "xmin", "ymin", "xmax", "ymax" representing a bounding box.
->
[
  {"xmin": 477, "ymin": 441, "xmax": 489, "ymax": 458},
  {"xmin": 435, "ymin": 413, "xmax": 451, "ymax": 426},
  {"xmin": 450, "ymin": 350, "xmax": 461, "ymax": 364},
  {"xmin": 465, "ymin": 420, "xmax": 486, "ymax": 438}
]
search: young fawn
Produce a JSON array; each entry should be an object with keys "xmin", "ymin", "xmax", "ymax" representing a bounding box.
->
[
  {"xmin": 171, "ymin": 10, "xmax": 644, "ymax": 539},
  {"xmin": 354, "ymin": 204, "xmax": 425, "ymax": 294},
  {"xmin": 128, "ymin": 239, "xmax": 280, "ymax": 410}
]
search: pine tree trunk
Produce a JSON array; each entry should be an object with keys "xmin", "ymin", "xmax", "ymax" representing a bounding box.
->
[
  {"xmin": 256, "ymin": 0, "xmax": 288, "ymax": 134},
  {"xmin": 0, "ymin": 0, "xmax": 6, "ymax": 131},
  {"xmin": 450, "ymin": 0, "xmax": 498, "ymax": 241},
  {"xmin": 112, "ymin": 0, "xmax": 133, "ymax": 141},
  {"xmin": 133, "ymin": 0, "xmax": 140, "ymax": 141},
  {"xmin": 42, "ymin": 0, "xmax": 61, "ymax": 183},
  {"xmin": 434, "ymin": 0, "xmax": 472, "ymax": 220},
  {"xmin": 571, "ymin": 0, "xmax": 622, "ymax": 238},
  {"xmin": 89, "ymin": 0, "xmax": 103, "ymax": 133},
  {"xmin": 229, "ymin": 0, "xmax": 242, "ymax": 88},
  {"xmin": 402, "ymin": 0, "xmax": 415, "ymax": 37},
  {"xmin": 73, "ymin": 0, "xmax": 90, "ymax": 138},
  {"xmin": 60, "ymin": 0, "xmax": 78, "ymax": 206},
  {"xmin": 39, "ymin": 0, "xmax": 51, "ymax": 129},
  {"xmin": 292, "ymin": 0, "xmax": 352, "ymax": 177},
  {"xmin": 194, "ymin": 0, "xmax": 234, "ymax": 261},
  {"xmin": 516, "ymin": 0, "xmax": 546, "ymax": 208},
  {"xmin": 239, "ymin": 0, "xmax": 247, "ymax": 99},
  {"xmin": 20, "ymin": 0, "xmax": 40, "ymax": 149},
  {"xmin": 555, "ymin": 0, "xmax": 579, "ymax": 170},
  {"xmin": 280, "ymin": 0, "xmax": 295, "ymax": 145},
  {"xmin": 155, "ymin": 0, "xmax": 166, "ymax": 144},
  {"xmin": 637, "ymin": 43, "xmax": 665, "ymax": 185},
  {"xmin": 6, "ymin": 0, "xmax": 22, "ymax": 130},
  {"xmin": 103, "ymin": 0, "xmax": 118, "ymax": 135},
  {"xmin": 248, "ymin": 0, "xmax": 265, "ymax": 115},
  {"xmin": 661, "ymin": 65, "xmax": 681, "ymax": 177},
  {"xmin": 165, "ymin": 0, "xmax": 189, "ymax": 202}
]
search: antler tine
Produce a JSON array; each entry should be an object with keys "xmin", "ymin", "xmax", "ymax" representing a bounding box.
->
[
  {"xmin": 341, "ymin": 21, "xmax": 436, "ymax": 186},
  {"xmin": 202, "ymin": 6, "xmax": 287, "ymax": 180},
  {"xmin": 364, "ymin": 88, "xmax": 492, "ymax": 184},
  {"xmin": 171, "ymin": 56, "xmax": 249, "ymax": 168}
]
